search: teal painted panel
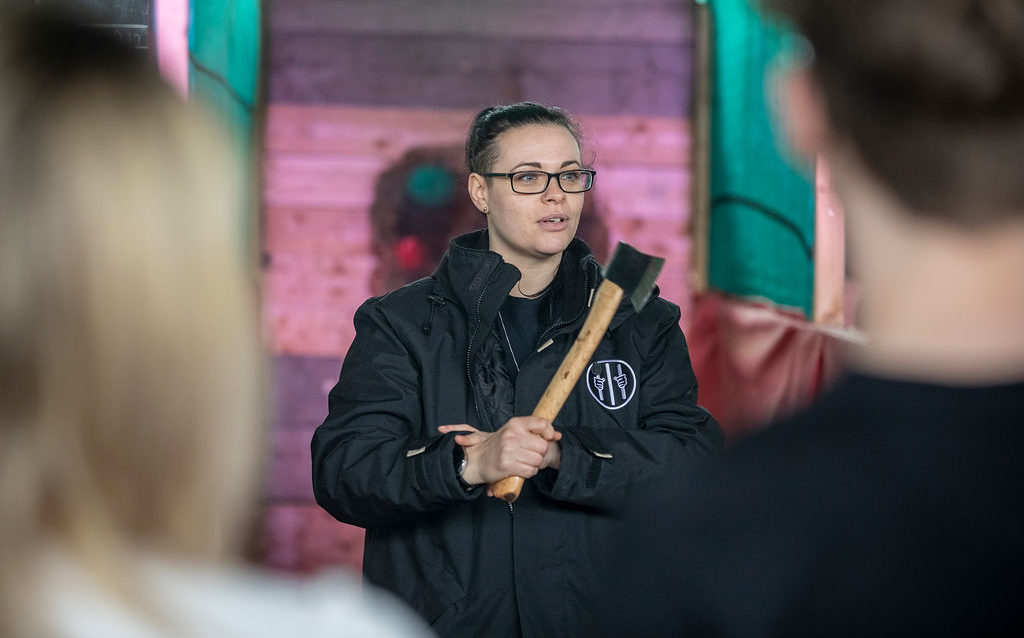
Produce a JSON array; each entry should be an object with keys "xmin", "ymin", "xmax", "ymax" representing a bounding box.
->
[
  {"xmin": 707, "ymin": 0, "xmax": 814, "ymax": 316},
  {"xmin": 188, "ymin": 0, "xmax": 261, "ymax": 242}
]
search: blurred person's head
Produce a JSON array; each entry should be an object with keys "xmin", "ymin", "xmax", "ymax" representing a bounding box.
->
[
  {"xmin": 763, "ymin": 0, "xmax": 1024, "ymax": 382},
  {"xmin": 0, "ymin": 5, "xmax": 261, "ymax": 634},
  {"xmin": 765, "ymin": 0, "xmax": 1024, "ymax": 225}
]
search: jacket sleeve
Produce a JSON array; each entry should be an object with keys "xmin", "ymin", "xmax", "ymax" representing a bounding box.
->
[
  {"xmin": 533, "ymin": 301, "xmax": 723, "ymax": 509},
  {"xmin": 311, "ymin": 298, "xmax": 480, "ymax": 528}
]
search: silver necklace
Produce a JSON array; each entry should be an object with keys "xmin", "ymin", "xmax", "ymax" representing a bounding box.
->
[
  {"xmin": 517, "ymin": 280, "xmax": 552, "ymax": 299},
  {"xmin": 497, "ymin": 311, "xmax": 520, "ymax": 371}
]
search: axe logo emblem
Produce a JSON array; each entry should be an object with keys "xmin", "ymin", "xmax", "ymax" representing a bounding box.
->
[{"xmin": 585, "ymin": 359, "xmax": 637, "ymax": 410}]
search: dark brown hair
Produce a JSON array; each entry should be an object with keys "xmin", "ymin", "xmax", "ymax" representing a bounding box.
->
[
  {"xmin": 764, "ymin": 0, "xmax": 1024, "ymax": 224},
  {"xmin": 465, "ymin": 101, "xmax": 583, "ymax": 175}
]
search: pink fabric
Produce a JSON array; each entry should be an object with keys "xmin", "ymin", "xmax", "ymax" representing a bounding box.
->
[
  {"xmin": 814, "ymin": 157, "xmax": 847, "ymax": 325},
  {"xmin": 155, "ymin": 0, "xmax": 190, "ymax": 97},
  {"xmin": 689, "ymin": 292, "xmax": 852, "ymax": 443}
]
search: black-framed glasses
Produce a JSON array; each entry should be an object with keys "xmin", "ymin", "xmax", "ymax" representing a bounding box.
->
[{"xmin": 480, "ymin": 169, "xmax": 596, "ymax": 194}]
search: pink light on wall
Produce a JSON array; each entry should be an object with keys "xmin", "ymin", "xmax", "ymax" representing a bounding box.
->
[{"xmin": 155, "ymin": 0, "xmax": 189, "ymax": 97}]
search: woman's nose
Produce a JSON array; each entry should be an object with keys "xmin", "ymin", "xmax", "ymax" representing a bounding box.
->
[{"xmin": 542, "ymin": 176, "xmax": 567, "ymax": 201}]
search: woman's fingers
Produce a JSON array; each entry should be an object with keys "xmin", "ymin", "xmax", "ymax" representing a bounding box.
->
[{"xmin": 438, "ymin": 423, "xmax": 478, "ymax": 435}]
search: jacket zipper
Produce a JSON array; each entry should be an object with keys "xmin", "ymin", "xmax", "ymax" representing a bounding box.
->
[
  {"xmin": 535, "ymin": 266, "xmax": 593, "ymax": 348},
  {"xmin": 465, "ymin": 260, "xmax": 501, "ymax": 431},
  {"xmin": 467, "ymin": 259, "xmax": 591, "ymax": 517},
  {"xmin": 506, "ymin": 266, "xmax": 594, "ymax": 516}
]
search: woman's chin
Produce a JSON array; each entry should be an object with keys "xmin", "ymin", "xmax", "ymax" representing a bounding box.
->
[{"xmin": 534, "ymin": 236, "xmax": 573, "ymax": 258}]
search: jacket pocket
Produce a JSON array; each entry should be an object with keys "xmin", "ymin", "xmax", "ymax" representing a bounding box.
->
[
  {"xmin": 570, "ymin": 426, "xmax": 614, "ymax": 460},
  {"xmin": 561, "ymin": 428, "xmax": 614, "ymax": 489}
]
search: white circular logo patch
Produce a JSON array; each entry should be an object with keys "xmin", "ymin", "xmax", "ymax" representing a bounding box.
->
[{"xmin": 585, "ymin": 359, "xmax": 637, "ymax": 410}]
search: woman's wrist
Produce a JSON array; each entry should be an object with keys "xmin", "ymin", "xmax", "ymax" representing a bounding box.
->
[{"xmin": 453, "ymin": 446, "xmax": 478, "ymax": 492}]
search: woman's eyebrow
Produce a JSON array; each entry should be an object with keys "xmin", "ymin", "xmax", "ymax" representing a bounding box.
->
[{"xmin": 508, "ymin": 159, "xmax": 582, "ymax": 171}]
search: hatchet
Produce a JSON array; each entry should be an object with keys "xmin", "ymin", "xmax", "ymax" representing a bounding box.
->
[{"xmin": 490, "ymin": 242, "xmax": 665, "ymax": 502}]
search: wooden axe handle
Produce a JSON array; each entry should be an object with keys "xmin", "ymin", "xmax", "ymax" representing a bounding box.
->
[{"xmin": 490, "ymin": 280, "xmax": 625, "ymax": 502}]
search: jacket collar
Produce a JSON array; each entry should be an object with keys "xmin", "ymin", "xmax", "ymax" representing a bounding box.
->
[
  {"xmin": 432, "ymin": 229, "xmax": 513, "ymax": 308},
  {"xmin": 433, "ymin": 229, "xmax": 600, "ymax": 329}
]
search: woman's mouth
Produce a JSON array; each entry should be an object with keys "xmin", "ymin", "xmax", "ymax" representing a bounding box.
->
[{"xmin": 539, "ymin": 215, "xmax": 569, "ymax": 230}]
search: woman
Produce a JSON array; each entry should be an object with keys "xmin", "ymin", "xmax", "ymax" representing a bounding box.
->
[
  {"xmin": 312, "ymin": 101, "xmax": 722, "ymax": 637},
  {"xmin": 0, "ymin": 7, "xmax": 429, "ymax": 638}
]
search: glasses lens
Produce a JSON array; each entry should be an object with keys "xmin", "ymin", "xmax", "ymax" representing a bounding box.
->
[
  {"xmin": 559, "ymin": 170, "xmax": 593, "ymax": 193},
  {"xmin": 511, "ymin": 171, "xmax": 547, "ymax": 194}
]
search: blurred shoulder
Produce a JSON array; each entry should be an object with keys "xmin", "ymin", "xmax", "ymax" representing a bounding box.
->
[
  {"xmin": 41, "ymin": 552, "xmax": 434, "ymax": 638},
  {"xmin": 156, "ymin": 562, "xmax": 435, "ymax": 638}
]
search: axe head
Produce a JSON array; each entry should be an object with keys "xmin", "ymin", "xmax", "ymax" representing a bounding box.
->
[{"xmin": 602, "ymin": 242, "xmax": 665, "ymax": 313}]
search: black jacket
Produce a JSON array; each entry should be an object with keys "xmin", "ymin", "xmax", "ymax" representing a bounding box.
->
[{"xmin": 312, "ymin": 230, "xmax": 722, "ymax": 637}]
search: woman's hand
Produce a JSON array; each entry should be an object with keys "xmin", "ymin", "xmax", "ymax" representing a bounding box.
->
[{"xmin": 439, "ymin": 418, "xmax": 561, "ymax": 489}]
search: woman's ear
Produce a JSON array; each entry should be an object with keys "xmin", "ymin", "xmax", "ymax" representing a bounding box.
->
[
  {"xmin": 467, "ymin": 173, "xmax": 489, "ymax": 214},
  {"xmin": 773, "ymin": 65, "xmax": 828, "ymax": 160}
]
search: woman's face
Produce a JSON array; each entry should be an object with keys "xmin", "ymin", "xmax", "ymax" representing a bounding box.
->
[{"xmin": 470, "ymin": 123, "xmax": 585, "ymax": 267}]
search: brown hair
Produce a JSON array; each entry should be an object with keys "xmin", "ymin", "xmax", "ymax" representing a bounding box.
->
[
  {"xmin": 0, "ymin": 7, "xmax": 262, "ymax": 635},
  {"xmin": 465, "ymin": 101, "xmax": 584, "ymax": 175},
  {"xmin": 764, "ymin": 0, "xmax": 1024, "ymax": 224}
]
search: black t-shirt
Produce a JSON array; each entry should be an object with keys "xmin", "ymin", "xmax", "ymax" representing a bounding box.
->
[
  {"xmin": 596, "ymin": 371, "xmax": 1024, "ymax": 637},
  {"xmin": 496, "ymin": 294, "xmax": 546, "ymax": 377}
]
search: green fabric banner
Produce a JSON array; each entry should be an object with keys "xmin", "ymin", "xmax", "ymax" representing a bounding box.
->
[
  {"xmin": 707, "ymin": 0, "xmax": 814, "ymax": 316},
  {"xmin": 188, "ymin": 0, "xmax": 261, "ymax": 246},
  {"xmin": 189, "ymin": 0, "xmax": 260, "ymax": 143}
]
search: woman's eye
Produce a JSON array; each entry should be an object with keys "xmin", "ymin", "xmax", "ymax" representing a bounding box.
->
[
  {"xmin": 515, "ymin": 172, "xmax": 541, "ymax": 183},
  {"xmin": 561, "ymin": 171, "xmax": 581, "ymax": 183}
]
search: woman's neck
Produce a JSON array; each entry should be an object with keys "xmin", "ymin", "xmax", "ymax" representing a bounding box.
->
[{"xmin": 506, "ymin": 257, "xmax": 560, "ymax": 299}]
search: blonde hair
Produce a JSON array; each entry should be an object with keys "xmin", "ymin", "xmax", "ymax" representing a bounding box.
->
[{"xmin": 0, "ymin": 8, "xmax": 263, "ymax": 634}]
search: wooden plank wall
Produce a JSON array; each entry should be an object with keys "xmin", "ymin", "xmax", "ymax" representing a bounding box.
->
[{"xmin": 267, "ymin": 0, "xmax": 693, "ymax": 115}]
